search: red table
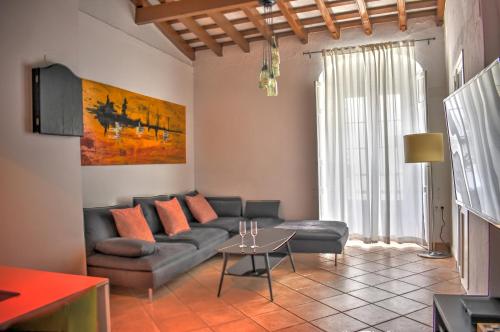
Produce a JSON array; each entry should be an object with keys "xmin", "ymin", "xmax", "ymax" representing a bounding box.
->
[{"xmin": 0, "ymin": 266, "xmax": 109, "ymax": 331}]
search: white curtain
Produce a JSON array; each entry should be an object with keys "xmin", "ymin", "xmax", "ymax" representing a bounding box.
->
[{"xmin": 316, "ymin": 41, "xmax": 426, "ymax": 243}]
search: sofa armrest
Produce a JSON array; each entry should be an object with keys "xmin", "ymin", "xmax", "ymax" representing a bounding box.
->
[
  {"xmin": 244, "ymin": 200, "xmax": 280, "ymax": 219},
  {"xmin": 206, "ymin": 196, "xmax": 242, "ymax": 217}
]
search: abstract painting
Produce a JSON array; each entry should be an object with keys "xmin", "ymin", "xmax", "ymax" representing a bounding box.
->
[{"xmin": 80, "ymin": 80, "xmax": 186, "ymax": 165}]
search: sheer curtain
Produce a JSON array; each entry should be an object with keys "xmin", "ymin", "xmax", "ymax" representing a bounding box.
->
[{"xmin": 316, "ymin": 41, "xmax": 426, "ymax": 243}]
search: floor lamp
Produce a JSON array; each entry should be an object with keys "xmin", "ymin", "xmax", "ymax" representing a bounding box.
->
[{"xmin": 404, "ymin": 133, "xmax": 450, "ymax": 259}]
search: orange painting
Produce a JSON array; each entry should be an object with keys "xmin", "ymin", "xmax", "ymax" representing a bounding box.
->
[{"xmin": 80, "ymin": 80, "xmax": 186, "ymax": 165}]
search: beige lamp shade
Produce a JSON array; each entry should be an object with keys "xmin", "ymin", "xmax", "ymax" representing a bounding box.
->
[{"xmin": 404, "ymin": 133, "xmax": 444, "ymax": 163}]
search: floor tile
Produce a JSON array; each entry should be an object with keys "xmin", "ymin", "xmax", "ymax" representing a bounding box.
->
[
  {"xmin": 349, "ymin": 287, "xmax": 395, "ymax": 302},
  {"xmin": 351, "ymin": 273, "xmax": 392, "ymax": 286},
  {"xmin": 287, "ymin": 301, "xmax": 338, "ymax": 321},
  {"xmin": 325, "ymin": 278, "xmax": 369, "ymax": 292},
  {"xmin": 375, "ymin": 296, "xmax": 427, "ymax": 315},
  {"xmin": 235, "ymin": 298, "xmax": 281, "ymax": 317},
  {"xmin": 344, "ymin": 304, "xmax": 399, "ymax": 325},
  {"xmin": 154, "ymin": 312, "xmax": 208, "ymax": 332},
  {"xmin": 375, "ymin": 316, "xmax": 432, "ymax": 332},
  {"xmin": 406, "ymin": 306, "xmax": 433, "ymax": 326},
  {"xmin": 375, "ymin": 280, "xmax": 420, "ymax": 295},
  {"xmin": 320, "ymin": 293, "xmax": 369, "ymax": 311},
  {"xmin": 213, "ymin": 318, "xmax": 266, "ymax": 332},
  {"xmin": 108, "ymin": 244, "xmax": 461, "ymax": 332},
  {"xmin": 252, "ymin": 309, "xmax": 304, "ymax": 331},
  {"xmin": 296, "ymin": 284, "xmax": 342, "ymax": 300},
  {"xmin": 400, "ymin": 274, "xmax": 440, "ymax": 287},
  {"xmin": 312, "ymin": 313, "xmax": 368, "ymax": 332},
  {"xmin": 278, "ymin": 276, "xmax": 319, "ymax": 290},
  {"xmin": 374, "ymin": 257, "xmax": 412, "ymax": 267},
  {"xmin": 374, "ymin": 267, "xmax": 415, "ymax": 279},
  {"xmin": 398, "ymin": 263, "xmax": 436, "ymax": 273},
  {"xmin": 402, "ymin": 288, "xmax": 436, "ymax": 306},
  {"xmin": 197, "ymin": 305, "xmax": 246, "ymax": 326},
  {"xmin": 272, "ymin": 291, "xmax": 315, "ymax": 308},
  {"xmin": 276, "ymin": 322, "xmax": 323, "ymax": 331}
]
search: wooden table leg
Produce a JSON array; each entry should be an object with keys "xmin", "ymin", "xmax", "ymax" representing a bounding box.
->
[
  {"xmin": 97, "ymin": 283, "xmax": 110, "ymax": 332},
  {"xmin": 217, "ymin": 252, "xmax": 228, "ymax": 297}
]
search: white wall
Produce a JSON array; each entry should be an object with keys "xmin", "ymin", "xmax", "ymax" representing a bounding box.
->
[
  {"xmin": 195, "ymin": 16, "xmax": 452, "ymax": 245},
  {"xmin": 0, "ymin": 0, "xmax": 86, "ymax": 274},
  {"xmin": 78, "ymin": 7, "xmax": 195, "ymax": 208}
]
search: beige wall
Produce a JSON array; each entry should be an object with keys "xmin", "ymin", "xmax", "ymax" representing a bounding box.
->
[
  {"xmin": 195, "ymin": 16, "xmax": 452, "ymax": 240},
  {"xmin": 0, "ymin": 0, "xmax": 86, "ymax": 274},
  {"xmin": 78, "ymin": 8, "xmax": 195, "ymax": 208}
]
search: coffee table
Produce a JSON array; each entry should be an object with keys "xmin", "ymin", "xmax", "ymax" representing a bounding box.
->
[{"xmin": 216, "ymin": 228, "xmax": 296, "ymax": 301}]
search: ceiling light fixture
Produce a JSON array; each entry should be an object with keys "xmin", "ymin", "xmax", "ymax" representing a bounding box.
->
[{"xmin": 258, "ymin": 0, "xmax": 280, "ymax": 97}]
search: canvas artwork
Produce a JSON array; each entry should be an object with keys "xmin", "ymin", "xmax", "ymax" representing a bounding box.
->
[{"xmin": 80, "ymin": 80, "xmax": 186, "ymax": 165}]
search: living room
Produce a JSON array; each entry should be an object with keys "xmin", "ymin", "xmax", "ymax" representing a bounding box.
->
[{"xmin": 1, "ymin": 0, "xmax": 500, "ymax": 331}]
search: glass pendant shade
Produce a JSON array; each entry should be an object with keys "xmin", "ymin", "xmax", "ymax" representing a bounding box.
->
[
  {"xmin": 259, "ymin": 64, "xmax": 270, "ymax": 89},
  {"xmin": 258, "ymin": 1, "xmax": 280, "ymax": 96},
  {"xmin": 267, "ymin": 74, "xmax": 278, "ymax": 97}
]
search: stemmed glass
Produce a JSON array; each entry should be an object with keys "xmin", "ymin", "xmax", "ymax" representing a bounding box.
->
[
  {"xmin": 239, "ymin": 220, "xmax": 247, "ymax": 248},
  {"xmin": 250, "ymin": 221, "xmax": 258, "ymax": 249}
]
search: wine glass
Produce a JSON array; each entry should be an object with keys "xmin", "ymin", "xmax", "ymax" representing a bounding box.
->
[
  {"xmin": 250, "ymin": 221, "xmax": 258, "ymax": 249},
  {"xmin": 239, "ymin": 220, "xmax": 247, "ymax": 248}
]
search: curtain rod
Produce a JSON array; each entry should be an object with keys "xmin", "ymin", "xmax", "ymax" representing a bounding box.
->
[{"xmin": 302, "ymin": 37, "xmax": 436, "ymax": 58}]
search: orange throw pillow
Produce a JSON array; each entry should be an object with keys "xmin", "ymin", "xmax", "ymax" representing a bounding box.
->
[
  {"xmin": 111, "ymin": 205, "xmax": 155, "ymax": 243},
  {"xmin": 155, "ymin": 198, "xmax": 191, "ymax": 236},
  {"xmin": 185, "ymin": 194, "xmax": 218, "ymax": 224}
]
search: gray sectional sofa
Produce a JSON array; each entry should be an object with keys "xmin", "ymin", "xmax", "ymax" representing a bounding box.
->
[{"xmin": 84, "ymin": 192, "xmax": 348, "ymax": 295}]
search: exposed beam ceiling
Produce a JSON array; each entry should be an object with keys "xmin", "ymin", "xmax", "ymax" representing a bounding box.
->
[
  {"xmin": 178, "ymin": 17, "xmax": 223, "ymax": 56},
  {"xmin": 396, "ymin": 0, "xmax": 407, "ymax": 31},
  {"xmin": 131, "ymin": 0, "xmax": 444, "ymax": 60},
  {"xmin": 135, "ymin": 0, "xmax": 258, "ymax": 24},
  {"xmin": 314, "ymin": 0, "xmax": 340, "ymax": 39},
  {"xmin": 355, "ymin": 0, "xmax": 372, "ymax": 35},
  {"xmin": 436, "ymin": 0, "xmax": 446, "ymax": 26},
  {"xmin": 276, "ymin": 0, "xmax": 308, "ymax": 44}
]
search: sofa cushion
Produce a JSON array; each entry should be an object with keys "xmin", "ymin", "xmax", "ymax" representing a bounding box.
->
[
  {"xmin": 185, "ymin": 194, "xmax": 218, "ymax": 223},
  {"xmin": 206, "ymin": 197, "xmax": 242, "ymax": 217},
  {"xmin": 276, "ymin": 220, "xmax": 348, "ymax": 241},
  {"xmin": 133, "ymin": 195, "xmax": 171, "ymax": 234},
  {"xmin": 189, "ymin": 217, "xmax": 242, "ymax": 233},
  {"xmin": 95, "ymin": 238, "xmax": 156, "ymax": 257},
  {"xmin": 87, "ymin": 242, "xmax": 197, "ymax": 272},
  {"xmin": 245, "ymin": 200, "xmax": 280, "ymax": 219},
  {"xmin": 111, "ymin": 205, "xmax": 155, "ymax": 242},
  {"xmin": 154, "ymin": 227, "xmax": 229, "ymax": 249},
  {"xmin": 155, "ymin": 198, "xmax": 191, "ymax": 236},
  {"xmin": 172, "ymin": 191, "xmax": 198, "ymax": 223},
  {"xmin": 249, "ymin": 218, "xmax": 284, "ymax": 231},
  {"xmin": 84, "ymin": 204, "xmax": 130, "ymax": 256}
]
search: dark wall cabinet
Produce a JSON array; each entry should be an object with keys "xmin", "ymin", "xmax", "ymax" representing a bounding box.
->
[{"xmin": 32, "ymin": 64, "xmax": 83, "ymax": 136}]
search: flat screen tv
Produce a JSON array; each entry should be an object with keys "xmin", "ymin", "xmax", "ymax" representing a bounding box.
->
[{"xmin": 444, "ymin": 58, "xmax": 500, "ymax": 225}]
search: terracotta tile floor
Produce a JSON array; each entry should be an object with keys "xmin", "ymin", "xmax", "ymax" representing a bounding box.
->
[{"xmin": 109, "ymin": 241, "xmax": 464, "ymax": 331}]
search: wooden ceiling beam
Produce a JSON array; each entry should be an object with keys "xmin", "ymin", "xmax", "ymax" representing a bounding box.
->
[
  {"xmin": 184, "ymin": 1, "xmax": 438, "ymax": 44},
  {"xmin": 436, "ymin": 0, "xmax": 445, "ymax": 26},
  {"xmin": 355, "ymin": 0, "xmax": 372, "ymax": 35},
  {"xmin": 135, "ymin": 0, "xmax": 258, "ymax": 24},
  {"xmin": 178, "ymin": 17, "xmax": 223, "ymax": 56},
  {"xmin": 136, "ymin": 0, "xmax": 195, "ymax": 61},
  {"xmin": 209, "ymin": 11, "xmax": 250, "ymax": 52},
  {"xmin": 314, "ymin": 0, "xmax": 340, "ymax": 39},
  {"xmin": 242, "ymin": 7, "xmax": 273, "ymax": 42},
  {"xmin": 276, "ymin": 0, "xmax": 308, "ymax": 43},
  {"xmin": 193, "ymin": 9, "xmax": 438, "ymax": 52},
  {"xmin": 396, "ymin": 0, "xmax": 407, "ymax": 31}
]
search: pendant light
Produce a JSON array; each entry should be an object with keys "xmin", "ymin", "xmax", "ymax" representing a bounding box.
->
[{"xmin": 258, "ymin": 0, "xmax": 280, "ymax": 97}]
